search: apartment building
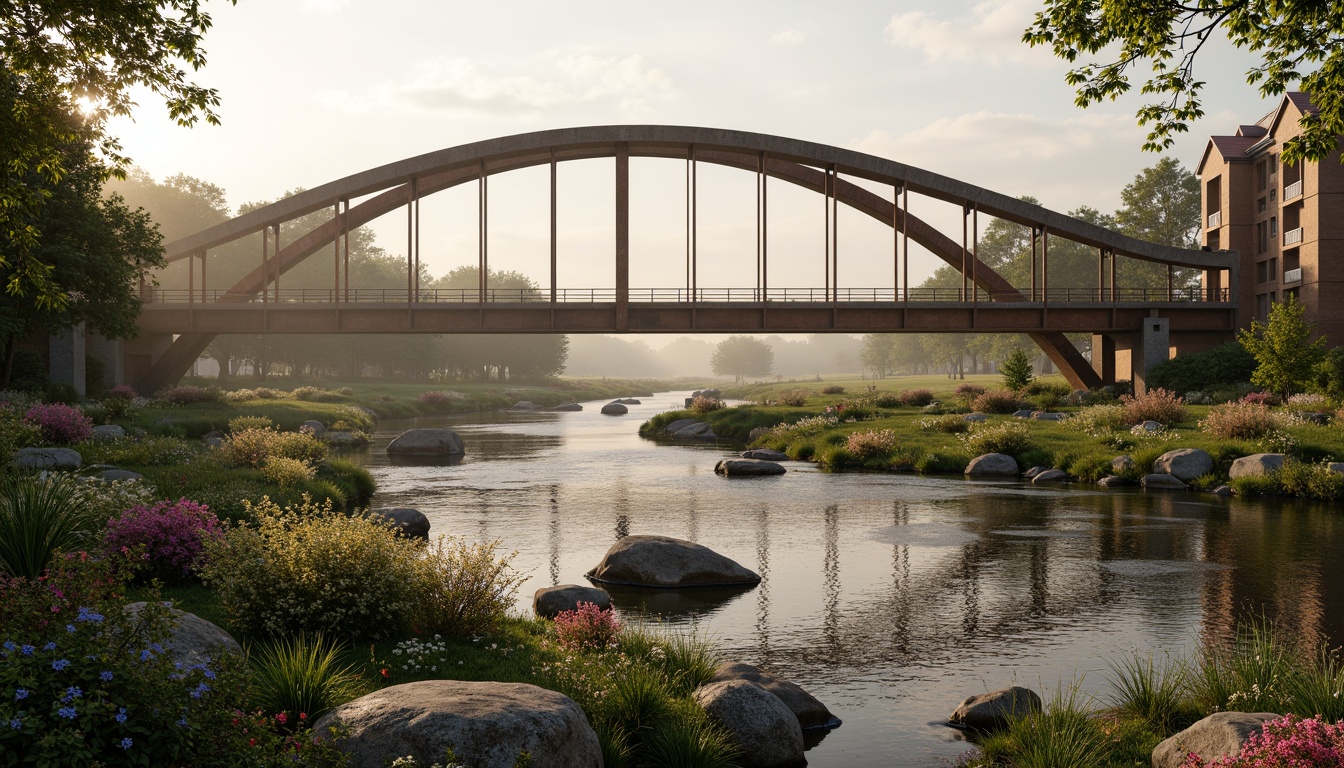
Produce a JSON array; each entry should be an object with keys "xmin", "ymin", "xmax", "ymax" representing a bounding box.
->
[{"xmin": 1199, "ymin": 93, "xmax": 1344, "ymax": 342}]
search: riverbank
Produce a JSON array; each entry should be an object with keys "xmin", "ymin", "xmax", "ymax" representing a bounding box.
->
[{"xmin": 640, "ymin": 375, "xmax": 1344, "ymax": 498}]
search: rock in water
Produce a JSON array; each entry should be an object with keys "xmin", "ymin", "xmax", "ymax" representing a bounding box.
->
[
  {"xmin": 1228, "ymin": 453, "xmax": 1286, "ymax": 479},
  {"xmin": 965, "ymin": 453, "xmax": 1019, "ymax": 476},
  {"xmin": 370, "ymin": 508, "xmax": 430, "ymax": 539},
  {"xmin": 1151, "ymin": 712, "xmax": 1280, "ymax": 768},
  {"xmin": 693, "ymin": 680, "xmax": 805, "ymax": 768},
  {"xmin": 315, "ymin": 681, "xmax": 601, "ymax": 768},
  {"xmin": 1031, "ymin": 469, "xmax": 1070, "ymax": 484},
  {"xmin": 710, "ymin": 661, "xmax": 840, "ymax": 730},
  {"xmin": 386, "ymin": 428, "xmax": 465, "ymax": 456},
  {"xmin": 1142, "ymin": 473, "xmax": 1188, "ymax": 491},
  {"xmin": 587, "ymin": 535, "xmax": 760, "ymax": 588},
  {"xmin": 533, "ymin": 585, "xmax": 611, "ymax": 618},
  {"xmin": 1153, "ymin": 448, "xmax": 1213, "ymax": 482},
  {"xmin": 949, "ymin": 686, "xmax": 1041, "ymax": 730},
  {"xmin": 741, "ymin": 448, "xmax": 788, "ymax": 461},
  {"xmin": 714, "ymin": 458, "xmax": 786, "ymax": 477},
  {"xmin": 551, "ymin": 403, "xmax": 583, "ymax": 412},
  {"xmin": 600, "ymin": 402, "xmax": 628, "ymax": 415},
  {"xmin": 123, "ymin": 602, "xmax": 242, "ymax": 666}
]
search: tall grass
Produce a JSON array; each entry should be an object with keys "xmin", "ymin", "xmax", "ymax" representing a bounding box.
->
[
  {"xmin": 1191, "ymin": 617, "xmax": 1295, "ymax": 714},
  {"xmin": 1106, "ymin": 651, "xmax": 1196, "ymax": 735},
  {"xmin": 248, "ymin": 632, "xmax": 362, "ymax": 721},
  {"xmin": 976, "ymin": 684, "xmax": 1108, "ymax": 768},
  {"xmin": 642, "ymin": 705, "xmax": 740, "ymax": 768},
  {"xmin": 0, "ymin": 474, "xmax": 97, "ymax": 579},
  {"xmin": 1282, "ymin": 647, "xmax": 1344, "ymax": 723},
  {"xmin": 618, "ymin": 624, "xmax": 720, "ymax": 697}
]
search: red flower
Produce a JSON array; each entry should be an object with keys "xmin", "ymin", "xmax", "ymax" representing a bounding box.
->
[
  {"xmin": 380, "ymin": 668, "xmax": 389, "ymax": 679},
  {"xmin": 275, "ymin": 712, "xmax": 288, "ymax": 724}
]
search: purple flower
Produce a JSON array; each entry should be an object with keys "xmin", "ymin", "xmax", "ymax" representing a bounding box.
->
[
  {"xmin": 103, "ymin": 500, "xmax": 222, "ymax": 581},
  {"xmin": 13, "ymin": 689, "xmax": 27, "ymax": 700},
  {"xmin": 52, "ymin": 658, "xmax": 70, "ymax": 671},
  {"xmin": 100, "ymin": 670, "xmax": 113, "ymax": 682},
  {"xmin": 23, "ymin": 403, "xmax": 93, "ymax": 444},
  {"xmin": 57, "ymin": 706, "xmax": 77, "ymax": 719},
  {"xmin": 114, "ymin": 708, "xmax": 127, "ymax": 724},
  {"xmin": 119, "ymin": 737, "xmax": 133, "ymax": 750},
  {"xmin": 8, "ymin": 718, "xmax": 20, "ymax": 730}
]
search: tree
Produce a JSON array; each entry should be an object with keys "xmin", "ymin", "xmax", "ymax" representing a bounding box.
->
[
  {"xmin": 2, "ymin": 0, "xmax": 234, "ymax": 302},
  {"xmin": 1238, "ymin": 296, "xmax": 1328, "ymax": 398},
  {"xmin": 1024, "ymin": 1, "xmax": 1344, "ymax": 165},
  {"xmin": 1114, "ymin": 158, "xmax": 1202, "ymax": 290},
  {"xmin": 710, "ymin": 336, "xmax": 774, "ymax": 383},
  {"xmin": 1001, "ymin": 348, "xmax": 1036, "ymax": 391},
  {"xmin": 860, "ymin": 334, "xmax": 896, "ymax": 379}
]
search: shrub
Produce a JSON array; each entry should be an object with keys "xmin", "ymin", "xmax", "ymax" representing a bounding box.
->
[
  {"xmin": 418, "ymin": 390, "xmax": 463, "ymax": 407},
  {"xmin": 821, "ymin": 385, "xmax": 845, "ymax": 395},
  {"xmin": 845, "ymin": 428, "xmax": 897, "ymax": 459},
  {"xmin": 252, "ymin": 387, "xmax": 284, "ymax": 399},
  {"xmin": 1200, "ymin": 402, "xmax": 1282, "ymax": 440},
  {"xmin": 200, "ymin": 497, "xmax": 422, "ymax": 639},
  {"xmin": 971, "ymin": 389, "xmax": 1022, "ymax": 414},
  {"xmin": 0, "ymin": 475, "xmax": 98, "ymax": 579},
  {"xmin": 105, "ymin": 384, "xmax": 138, "ymax": 400},
  {"xmin": 103, "ymin": 499, "xmax": 223, "ymax": 582},
  {"xmin": 228, "ymin": 415, "xmax": 274, "ymax": 433},
  {"xmin": 958, "ymin": 422, "xmax": 1035, "ymax": 457},
  {"xmin": 1067, "ymin": 404, "xmax": 1127, "ymax": 437},
  {"xmin": 871, "ymin": 392, "xmax": 900, "ymax": 407},
  {"xmin": 24, "ymin": 403, "xmax": 93, "ymax": 444},
  {"xmin": 70, "ymin": 477, "xmax": 159, "ymax": 527},
  {"xmin": 1000, "ymin": 348, "xmax": 1035, "ymax": 391},
  {"xmin": 1277, "ymin": 459, "xmax": 1344, "ymax": 501},
  {"xmin": 221, "ymin": 388, "xmax": 258, "ymax": 403},
  {"xmin": 412, "ymin": 536, "xmax": 524, "ymax": 637},
  {"xmin": 1120, "ymin": 388, "xmax": 1187, "ymax": 425},
  {"xmin": 216, "ymin": 428, "xmax": 327, "ymax": 469},
  {"xmin": 249, "ymin": 633, "xmax": 361, "ymax": 723},
  {"xmin": 1239, "ymin": 391, "xmax": 1279, "ymax": 406},
  {"xmin": 897, "ymin": 388, "xmax": 935, "ymax": 407},
  {"xmin": 159, "ymin": 385, "xmax": 220, "ymax": 405},
  {"xmin": 0, "ymin": 404, "xmax": 42, "ymax": 458},
  {"xmin": 1147, "ymin": 341, "xmax": 1256, "ymax": 394},
  {"xmin": 689, "ymin": 396, "xmax": 725, "ymax": 416},
  {"xmin": 290, "ymin": 386, "xmax": 323, "ymax": 401},
  {"xmin": 1179, "ymin": 715, "xmax": 1344, "ymax": 767},
  {"xmin": 955, "ymin": 383, "xmax": 987, "ymax": 403},
  {"xmin": 554, "ymin": 602, "xmax": 622, "ymax": 651},
  {"xmin": 775, "ymin": 389, "xmax": 811, "ymax": 407},
  {"xmin": 336, "ymin": 387, "xmax": 354, "ymax": 396},
  {"xmin": 1285, "ymin": 392, "xmax": 1329, "ymax": 413},
  {"xmin": 262, "ymin": 456, "xmax": 318, "ymax": 488},
  {"xmin": 920, "ymin": 414, "xmax": 970, "ymax": 434}
]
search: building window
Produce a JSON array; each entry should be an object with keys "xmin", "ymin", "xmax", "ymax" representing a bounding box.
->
[
  {"xmin": 1258, "ymin": 222, "xmax": 1267, "ymax": 254},
  {"xmin": 1269, "ymin": 154, "xmax": 1278, "ymax": 176},
  {"xmin": 1269, "ymin": 258, "xmax": 1277, "ymax": 280},
  {"xmin": 1259, "ymin": 197, "xmax": 1268, "ymax": 213},
  {"xmin": 1270, "ymin": 217, "xmax": 1278, "ymax": 237}
]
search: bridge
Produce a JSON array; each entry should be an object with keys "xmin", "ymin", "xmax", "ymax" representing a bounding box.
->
[{"xmin": 124, "ymin": 126, "xmax": 1239, "ymax": 393}]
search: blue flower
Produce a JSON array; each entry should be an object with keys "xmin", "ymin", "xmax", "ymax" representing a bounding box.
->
[
  {"xmin": 20, "ymin": 645, "xmax": 34, "ymax": 656},
  {"xmin": 51, "ymin": 659, "xmax": 70, "ymax": 671},
  {"xmin": 63, "ymin": 686, "xmax": 82, "ymax": 701},
  {"xmin": 100, "ymin": 670, "xmax": 114, "ymax": 682},
  {"xmin": 42, "ymin": 642, "xmax": 55, "ymax": 651},
  {"xmin": 8, "ymin": 718, "xmax": 20, "ymax": 730},
  {"xmin": 2, "ymin": 641, "xmax": 14, "ymax": 652},
  {"xmin": 176, "ymin": 718, "xmax": 187, "ymax": 727},
  {"xmin": 119, "ymin": 737, "xmax": 133, "ymax": 750},
  {"xmin": 139, "ymin": 649, "xmax": 153, "ymax": 662},
  {"xmin": 57, "ymin": 706, "xmax": 77, "ymax": 720},
  {"xmin": 13, "ymin": 689, "xmax": 27, "ymax": 700},
  {"xmin": 114, "ymin": 708, "xmax": 127, "ymax": 724},
  {"xmin": 75, "ymin": 607, "xmax": 104, "ymax": 623}
]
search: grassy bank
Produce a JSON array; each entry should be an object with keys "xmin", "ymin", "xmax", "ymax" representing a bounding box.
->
[{"xmin": 641, "ymin": 375, "xmax": 1344, "ymax": 497}]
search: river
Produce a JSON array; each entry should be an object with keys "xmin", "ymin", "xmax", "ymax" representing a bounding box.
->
[{"xmin": 351, "ymin": 390, "xmax": 1344, "ymax": 767}]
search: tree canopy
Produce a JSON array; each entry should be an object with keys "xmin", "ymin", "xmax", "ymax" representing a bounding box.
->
[
  {"xmin": 1238, "ymin": 295, "xmax": 1328, "ymax": 398},
  {"xmin": 1024, "ymin": 0, "xmax": 1344, "ymax": 165},
  {"xmin": 710, "ymin": 336, "xmax": 774, "ymax": 383},
  {"xmin": 1, "ymin": 0, "xmax": 232, "ymax": 302}
]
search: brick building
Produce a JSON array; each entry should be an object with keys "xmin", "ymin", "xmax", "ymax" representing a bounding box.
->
[{"xmin": 1199, "ymin": 92, "xmax": 1344, "ymax": 342}]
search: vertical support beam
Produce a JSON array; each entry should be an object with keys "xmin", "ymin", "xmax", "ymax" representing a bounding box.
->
[
  {"xmin": 960, "ymin": 204, "xmax": 968, "ymax": 300},
  {"xmin": 260, "ymin": 225, "xmax": 268, "ymax": 305},
  {"xmin": 342, "ymin": 199, "xmax": 350, "ymax": 303},
  {"xmin": 1098, "ymin": 246, "xmax": 1105, "ymax": 301},
  {"xmin": 333, "ymin": 201, "xmax": 341, "ymax": 303},
  {"xmin": 48, "ymin": 323, "xmax": 87, "ymax": 397},
  {"xmin": 1042, "ymin": 226, "xmax": 1050, "ymax": 307},
  {"xmin": 971, "ymin": 204, "xmax": 979, "ymax": 304},
  {"xmin": 755, "ymin": 151, "xmax": 762, "ymax": 301},
  {"xmin": 823, "ymin": 167, "xmax": 831, "ymax": 300},
  {"xmin": 1167, "ymin": 264, "xmax": 1174, "ymax": 301},
  {"xmin": 478, "ymin": 160, "xmax": 487, "ymax": 303},
  {"xmin": 201, "ymin": 250, "xmax": 207, "ymax": 303},
  {"xmin": 550, "ymin": 149, "xmax": 557, "ymax": 304},
  {"xmin": 1091, "ymin": 333, "xmax": 1116, "ymax": 384},
  {"xmin": 902, "ymin": 186, "xmax": 909, "ymax": 305},
  {"xmin": 691, "ymin": 145, "xmax": 698, "ymax": 302},
  {"xmin": 407, "ymin": 178, "xmax": 416, "ymax": 305},
  {"xmin": 761, "ymin": 152, "xmax": 768, "ymax": 301},
  {"xmin": 1133, "ymin": 317, "xmax": 1170, "ymax": 396},
  {"xmin": 188, "ymin": 249, "xmax": 195, "ymax": 309},
  {"xmin": 1110, "ymin": 249, "xmax": 1117, "ymax": 304},
  {"xmin": 273, "ymin": 223, "xmax": 281, "ymax": 298},
  {"xmin": 685, "ymin": 152, "xmax": 690, "ymax": 298},
  {"xmin": 615, "ymin": 142, "xmax": 630, "ymax": 331},
  {"xmin": 831, "ymin": 166, "xmax": 839, "ymax": 303},
  {"xmin": 893, "ymin": 184, "xmax": 900, "ymax": 302}
]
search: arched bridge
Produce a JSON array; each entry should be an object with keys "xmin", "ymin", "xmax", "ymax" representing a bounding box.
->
[{"xmin": 133, "ymin": 125, "xmax": 1240, "ymax": 393}]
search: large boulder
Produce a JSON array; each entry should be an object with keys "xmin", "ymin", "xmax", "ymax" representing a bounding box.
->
[
  {"xmin": 1153, "ymin": 448, "xmax": 1213, "ymax": 482},
  {"xmin": 965, "ymin": 453, "xmax": 1019, "ymax": 476},
  {"xmin": 370, "ymin": 508, "xmax": 430, "ymax": 539},
  {"xmin": 387, "ymin": 428, "xmax": 465, "ymax": 456},
  {"xmin": 1112, "ymin": 455, "xmax": 1135, "ymax": 473},
  {"xmin": 94, "ymin": 468, "xmax": 145, "ymax": 483},
  {"xmin": 325, "ymin": 430, "xmax": 364, "ymax": 448},
  {"xmin": 741, "ymin": 448, "xmax": 789, "ymax": 461},
  {"xmin": 615, "ymin": 398, "xmax": 641, "ymax": 405},
  {"xmin": 316, "ymin": 680, "xmax": 601, "ymax": 768},
  {"xmin": 1151, "ymin": 712, "xmax": 1280, "ymax": 768},
  {"xmin": 1229, "ymin": 453, "xmax": 1286, "ymax": 479},
  {"xmin": 671, "ymin": 422, "xmax": 717, "ymax": 440},
  {"xmin": 123, "ymin": 602, "xmax": 241, "ymax": 666},
  {"xmin": 693, "ymin": 680, "xmax": 804, "ymax": 768},
  {"xmin": 710, "ymin": 662, "xmax": 840, "ymax": 730},
  {"xmin": 533, "ymin": 585, "xmax": 611, "ymax": 619},
  {"xmin": 13, "ymin": 447, "xmax": 81, "ymax": 470},
  {"xmin": 551, "ymin": 403, "xmax": 583, "ymax": 412},
  {"xmin": 587, "ymin": 535, "xmax": 760, "ymax": 588},
  {"xmin": 1032, "ymin": 469, "xmax": 1070, "ymax": 485},
  {"xmin": 1142, "ymin": 473, "xmax": 1188, "ymax": 491},
  {"xmin": 714, "ymin": 458, "xmax": 786, "ymax": 477},
  {"xmin": 301, "ymin": 420, "xmax": 326, "ymax": 437},
  {"xmin": 92, "ymin": 425, "xmax": 127, "ymax": 441},
  {"xmin": 1330, "ymin": 462, "xmax": 1344, "ymax": 475},
  {"xmin": 949, "ymin": 686, "xmax": 1041, "ymax": 730},
  {"xmin": 600, "ymin": 402, "xmax": 628, "ymax": 415}
]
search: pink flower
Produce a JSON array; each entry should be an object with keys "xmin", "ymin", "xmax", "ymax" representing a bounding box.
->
[{"xmin": 553, "ymin": 602, "xmax": 621, "ymax": 651}]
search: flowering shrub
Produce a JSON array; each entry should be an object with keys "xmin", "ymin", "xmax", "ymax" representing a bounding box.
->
[
  {"xmin": 1285, "ymin": 392, "xmax": 1329, "ymax": 413},
  {"xmin": 159, "ymin": 385, "xmax": 220, "ymax": 405},
  {"xmin": 70, "ymin": 478, "xmax": 159, "ymax": 528},
  {"xmin": 336, "ymin": 387, "xmax": 354, "ymax": 396},
  {"xmin": 920, "ymin": 414, "xmax": 970, "ymax": 434},
  {"xmin": 689, "ymin": 396, "xmax": 725, "ymax": 416},
  {"xmin": 221, "ymin": 388, "xmax": 258, "ymax": 403},
  {"xmin": 105, "ymin": 385, "xmax": 138, "ymax": 400},
  {"xmin": 24, "ymin": 403, "xmax": 93, "ymax": 445},
  {"xmin": 419, "ymin": 391, "xmax": 464, "ymax": 407},
  {"xmin": 897, "ymin": 388, "xmax": 935, "ymax": 407},
  {"xmin": 821, "ymin": 385, "xmax": 845, "ymax": 395},
  {"xmin": 291, "ymin": 386, "xmax": 322, "ymax": 401},
  {"xmin": 775, "ymin": 389, "xmax": 811, "ymax": 407},
  {"xmin": 1239, "ymin": 391, "xmax": 1280, "ymax": 407},
  {"xmin": 216, "ymin": 428, "xmax": 327, "ymax": 469},
  {"xmin": 1067, "ymin": 404, "xmax": 1127, "ymax": 437},
  {"xmin": 201, "ymin": 497, "xmax": 421, "ymax": 639},
  {"xmin": 413, "ymin": 536, "xmax": 523, "ymax": 637},
  {"xmin": 261, "ymin": 457, "xmax": 318, "ymax": 488},
  {"xmin": 971, "ymin": 389, "xmax": 1022, "ymax": 415},
  {"xmin": 1200, "ymin": 401, "xmax": 1283, "ymax": 440},
  {"xmin": 1120, "ymin": 388, "xmax": 1187, "ymax": 425},
  {"xmin": 767, "ymin": 414, "xmax": 839, "ymax": 438},
  {"xmin": 553, "ymin": 602, "xmax": 622, "ymax": 651},
  {"xmin": 103, "ymin": 500, "xmax": 223, "ymax": 582},
  {"xmin": 955, "ymin": 384, "xmax": 987, "ymax": 403},
  {"xmin": 1, "ymin": 404, "xmax": 42, "ymax": 459},
  {"xmin": 958, "ymin": 422, "xmax": 1035, "ymax": 456},
  {"xmin": 1179, "ymin": 715, "xmax": 1344, "ymax": 767},
  {"xmin": 873, "ymin": 392, "xmax": 902, "ymax": 408},
  {"xmin": 846, "ymin": 429, "xmax": 897, "ymax": 459},
  {"xmin": 228, "ymin": 415, "xmax": 274, "ymax": 433}
]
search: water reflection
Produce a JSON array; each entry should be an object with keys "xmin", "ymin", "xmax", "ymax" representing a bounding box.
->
[{"xmin": 350, "ymin": 394, "xmax": 1344, "ymax": 768}]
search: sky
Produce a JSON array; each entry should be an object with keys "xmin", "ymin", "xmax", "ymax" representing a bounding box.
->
[{"xmin": 108, "ymin": 0, "xmax": 1277, "ymax": 345}]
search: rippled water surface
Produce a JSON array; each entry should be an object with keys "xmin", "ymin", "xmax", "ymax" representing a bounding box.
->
[{"xmin": 352, "ymin": 391, "xmax": 1344, "ymax": 767}]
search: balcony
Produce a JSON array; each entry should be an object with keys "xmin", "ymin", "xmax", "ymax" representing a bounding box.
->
[
  {"xmin": 1284, "ymin": 227, "xmax": 1304, "ymax": 246},
  {"xmin": 1284, "ymin": 267, "xmax": 1303, "ymax": 285},
  {"xmin": 1284, "ymin": 179, "xmax": 1303, "ymax": 201},
  {"xmin": 1207, "ymin": 210, "xmax": 1222, "ymax": 228}
]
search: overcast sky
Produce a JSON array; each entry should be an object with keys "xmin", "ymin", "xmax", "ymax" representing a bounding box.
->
[{"xmin": 109, "ymin": 0, "xmax": 1276, "ymax": 330}]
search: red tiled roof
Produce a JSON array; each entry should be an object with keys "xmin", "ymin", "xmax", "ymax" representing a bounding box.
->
[{"xmin": 1209, "ymin": 135, "xmax": 1261, "ymax": 161}]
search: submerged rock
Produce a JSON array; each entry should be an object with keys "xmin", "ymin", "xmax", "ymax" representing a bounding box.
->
[
  {"xmin": 741, "ymin": 448, "xmax": 788, "ymax": 461},
  {"xmin": 370, "ymin": 508, "xmax": 430, "ymax": 539},
  {"xmin": 600, "ymin": 402, "xmax": 628, "ymax": 415},
  {"xmin": 587, "ymin": 535, "xmax": 760, "ymax": 588},
  {"xmin": 949, "ymin": 686, "xmax": 1041, "ymax": 730},
  {"xmin": 386, "ymin": 428, "xmax": 465, "ymax": 456},
  {"xmin": 715, "ymin": 458, "xmax": 786, "ymax": 477},
  {"xmin": 1142, "ymin": 473, "xmax": 1188, "ymax": 491}
]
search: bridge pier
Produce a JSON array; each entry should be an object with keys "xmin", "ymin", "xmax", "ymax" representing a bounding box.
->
[
  {"xmin": 47, "ymin": 324, "xmax": 86, "ymax": 397},
  {"xmin": 86, "ymin": 334, "xmax": 125, "ymax": 391},
  {"xmin": 124, "ymin": 333, "xmax": 175, "ymax": 394},
  {"xmin": 1090, "ymin": 333, "xmax": 1116, "ymax": 385}
]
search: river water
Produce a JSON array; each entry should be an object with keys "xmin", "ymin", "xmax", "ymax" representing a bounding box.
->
[{"xmin": 352, "ymin": 391, "xmax": 1344, "ymax": 767}]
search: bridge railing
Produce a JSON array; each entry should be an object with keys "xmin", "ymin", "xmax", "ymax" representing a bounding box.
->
[{"xmin": 142, "ymin": 286, "xmax": 1232, "ymax": 304}]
